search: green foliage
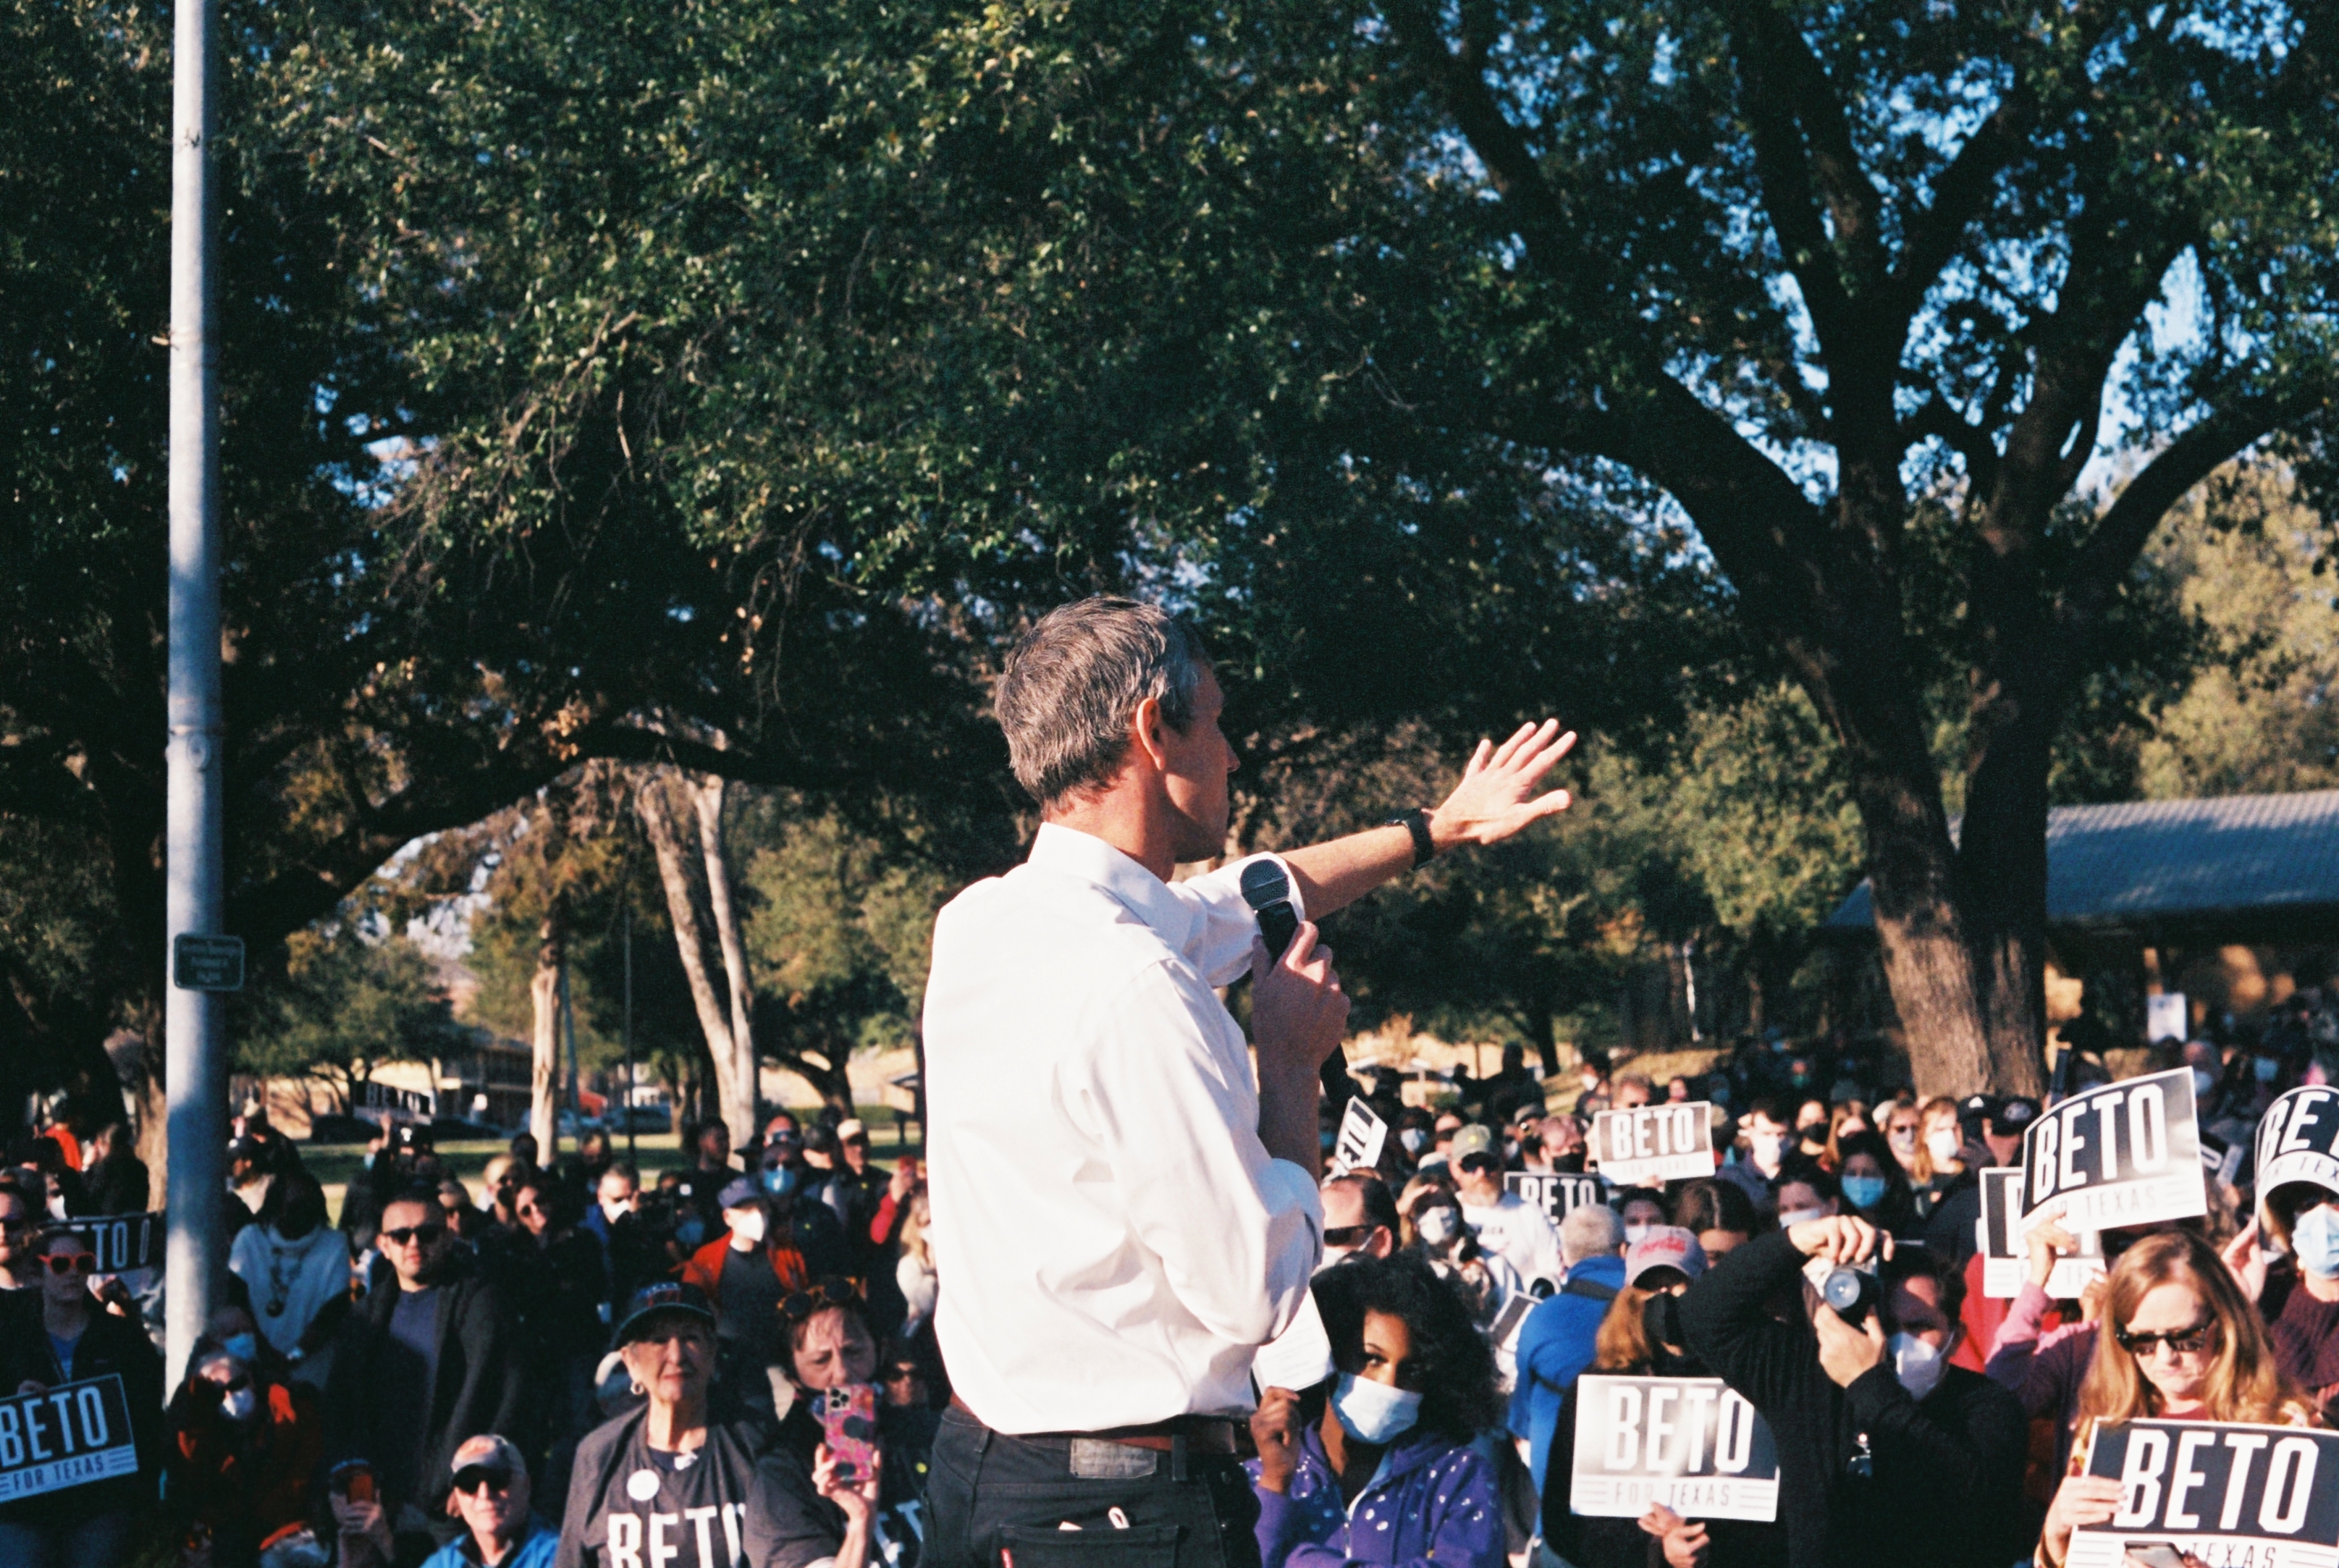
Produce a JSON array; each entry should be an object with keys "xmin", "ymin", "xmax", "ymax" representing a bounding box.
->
[{"xmin": 235, "ymin": 927, "xmax": 473, "ymax": 1098}]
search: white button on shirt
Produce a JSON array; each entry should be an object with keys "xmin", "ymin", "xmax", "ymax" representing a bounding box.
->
[{"xmin": 922, "ymin": 823, "xmax": 1326, "ymax": 1433}]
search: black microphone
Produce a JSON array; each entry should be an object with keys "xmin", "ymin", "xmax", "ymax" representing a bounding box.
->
[{"xmin": 1239, "ymin": 859, "xmax": 1299, "ymax": 962}]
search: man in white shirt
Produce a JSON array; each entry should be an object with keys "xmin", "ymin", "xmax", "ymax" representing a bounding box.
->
[
  {"xmin": 1450, "ymin": 1124, "xmax": 1564, "ymax": 1285},
  {"xmin": 922, "ymin": 596, "xmax": 1576, "ymax": 1568}
]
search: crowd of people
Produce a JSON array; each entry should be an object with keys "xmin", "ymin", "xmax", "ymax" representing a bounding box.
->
[{"xmin": 7, "ymin": 1016, "xmax": 2336, "ymax": 1568}]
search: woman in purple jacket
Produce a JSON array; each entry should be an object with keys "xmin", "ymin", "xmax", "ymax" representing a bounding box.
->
[{"xmin": 1247, "ymin": 1256, "xmax": 1505, "ymax": 1568}]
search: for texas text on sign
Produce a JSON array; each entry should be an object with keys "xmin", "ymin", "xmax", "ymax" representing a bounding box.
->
[
  {"xmin": 0, "ymin": 1375, "xmax": 138, "ymax": 1504},
  {"xmin": 1569, "ymin": 1374, "xmax": 1780, "ymax": 1524}
]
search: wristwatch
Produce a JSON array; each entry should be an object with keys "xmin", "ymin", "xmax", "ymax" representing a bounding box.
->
[{"xmin": 1386, "ymin": 806, "xmax": 1436, "ymax": 869}]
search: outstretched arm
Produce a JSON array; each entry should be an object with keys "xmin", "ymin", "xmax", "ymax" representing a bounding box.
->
[{"xmin": 1282, "ymin": 721, "xmax": 1577, "ymax": 918}]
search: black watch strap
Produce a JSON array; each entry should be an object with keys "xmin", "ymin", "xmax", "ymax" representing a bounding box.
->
[{"xmin": 1388, "ymin": 806, "xmax": 1436, "ymax": 869}]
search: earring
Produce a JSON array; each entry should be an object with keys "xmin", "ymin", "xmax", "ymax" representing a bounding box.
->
[{"xmin": 630, "ymin": 1379, "xmax": 646, "ymax": 1396}]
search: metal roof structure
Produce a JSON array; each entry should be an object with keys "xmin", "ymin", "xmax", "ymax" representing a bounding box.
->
[{"xmin": 1825, "ymin": 790, "xmax": 2339, "ymax": 935}]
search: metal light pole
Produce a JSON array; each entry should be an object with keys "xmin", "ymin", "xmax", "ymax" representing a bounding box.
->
[{"xmin": 164, "ymin": 0, "xmax": 226, "ymax": 1384}]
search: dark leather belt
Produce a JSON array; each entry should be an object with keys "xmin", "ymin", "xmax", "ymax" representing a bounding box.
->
[{"xmin": 949, "ymin": 1394, "xmax": 1249, "ymax": 1456}]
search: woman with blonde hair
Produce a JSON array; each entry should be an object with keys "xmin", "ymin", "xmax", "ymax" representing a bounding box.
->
[
  {"xmin": 895, "ymin": 1192, "xmax": 937, "ymax": 1340},
  {"xmin": 2038, "ymin": 1229, "xmax": 2316, "ymax": 1567}
]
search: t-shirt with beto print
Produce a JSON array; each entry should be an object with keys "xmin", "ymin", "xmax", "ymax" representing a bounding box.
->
[{"xmin": 555, "ymin": 1408, "xmax": 774, "ymax": 1568}]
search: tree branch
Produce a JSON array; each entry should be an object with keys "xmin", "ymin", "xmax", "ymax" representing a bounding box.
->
[
  {"xmin": 1905, "ymin": 389, "xmax": 2002, "ymax": 494},
  {"xmin": 1381, "ymin": 0, "xmax": 1569, "ymax": 243}
]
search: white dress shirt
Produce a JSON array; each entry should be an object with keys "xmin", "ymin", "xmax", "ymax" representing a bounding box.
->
[{"xmin": 922, "ymin": 823, "xmax": 1325, "ymax": 1432}]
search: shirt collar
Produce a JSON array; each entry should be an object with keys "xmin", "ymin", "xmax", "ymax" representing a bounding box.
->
[{"xmin": 1027, "ymin": 824, "xmax": 1201, "ymax": 949}]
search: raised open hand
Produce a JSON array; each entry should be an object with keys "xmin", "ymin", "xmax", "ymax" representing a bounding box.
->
[{"xmin": 1428, "ymin": 720, "xmax": 1577, "ymax": 851}]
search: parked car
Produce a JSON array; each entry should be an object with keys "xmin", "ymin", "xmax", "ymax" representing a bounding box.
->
[
  {"xmin": 426, "ymin": 1116, "xmax": 507, "ymax": 1142},
  {"xmin": 606, "ymin": 1104, "xmax": 672, "ymax": 1134}
]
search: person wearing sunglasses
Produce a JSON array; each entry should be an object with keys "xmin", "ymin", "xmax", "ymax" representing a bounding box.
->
[
  {"xmin": 2039, "ymin": 1229, "xmax": 2314, "ymax": 1568},
  {"xmin": 0, "ymin": 1182, "xmax": 39, "ymax": 1293},
  {"xmin": 0, "ymin": 1226, "xmax": 165, "ymax": 1566},
  {"xmin": 321, "ymin": 1190, "xmax": 528, "ymax": 1562},
  {"xmin": 163, "ymin": 1338, "xmax": 325, "ymax": 1567},
  {"xmin": 418, "ymin": 1434, "xmax": 557, "ymax": 1568}
]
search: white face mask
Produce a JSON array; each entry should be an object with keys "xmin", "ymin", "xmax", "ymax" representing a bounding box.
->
[
  {"xmin": 1331, "ymin": 1372, "xmax": 1422, "ymax": 1444},
  {"xmin": 1416, "ymin": 1208, "xmax": 1458, "ymax": 1247},
  {"xmin": 220, "ymin": 1386, "xmax": 258, "ymax": 1422},
  {"xmin": 1926, "ymin": 1129, "xmax": 1961, "ymax": 1166},
  {"xmin": 726, "ymin": 1207, "xmax": 766, "ymax": 1245},
  {"xmin": 1315, "ymin": 1247, "xmax": 1355, "ymax": 1275},
  {"xmin": 1778, "ymin": 1205, "xmax": 1827, "ymax": 1228},
  {"xmin": 1889, "ymin": 1332, "xmax": 1948, "ymax": 1401},
  {"xmin": 1623, "ymin": 1223, "xmax": 1651, "ymax": 1246}
]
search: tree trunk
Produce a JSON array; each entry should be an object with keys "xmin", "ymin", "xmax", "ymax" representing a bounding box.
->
[
  {"xmin": 691, "ymin": 775, "xmax": 760, "ymax": 1137},
  {"xmin": 530, "ymin": 903, "xmax": 562, "ymax": 1152},
  {"xmin": 635, "ymin": 768, "xmax": 756, "ymax": 1147},
  {"xmin": 1522, "ymin": 995, "xmax": 1561, "ymax": 1079}
]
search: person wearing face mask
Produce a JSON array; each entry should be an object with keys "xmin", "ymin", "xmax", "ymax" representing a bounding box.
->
[
  {"xmin": 1615, "ymin": 1189, "xmax": 1668, "ymax": 1248},
  {"xmin": 1903, "ymin": 1097, "xmax": 1970, "ymax": 1225},
  {"xmin": 1247, "ymin": 1256, "xmax": 1505, "ymax": 1568},
  {"xmin": 680, "ymin": 1177, "xmax": 812, "ymax": 1415},
  {"xmin": 1449, "ymin": 1125, "xmax": 1563, "ymax": 1286},
  {"xmin": 1541, "ymin": 1228, "xmax": 1790, "ymax": 1568},
  {"xmin": 1399, "ymin": 1180, "xmax": 1524, "ymax": 1325},
  {"xmin": 1393, "ymin": 1109, "xmax": 1437, "ymax": 1171},
  {"xmin": 229, "ymin": 1169, "xmax": 353, "ymax": 1387},
  {"xmin": 1831, "ymin": 1131, "xmax": 1922, "ymax": 1241},
  {"xmin": 1771, "ymin": 1172, "xmax": 1839, "ymax": 1231},
  {"xmin": 164, "ymin": 1341, "xmax": 326, "ymax": 1567},
  {"xmin": 1530, "ymin": 1114, "xmax": 1588, "ymax": 1174},
  {"xmin": 2224, "ymin": 1166, "xmax": 2339, "ymax": 1421},
  {"xmin": 1508, "ymin": 1205, "xmax": 1627, "ymax": 1494},
  {"xmin": 1678, "ymin": 1213, "xmax": 2026, "ymax": 1568},
  {"xmin": 1718, "ymin": 1099, "xmax": 1808, "ymax": 1214}
]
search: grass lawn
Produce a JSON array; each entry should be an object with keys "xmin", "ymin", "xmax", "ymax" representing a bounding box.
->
[{"xmin": 310, "ymin": 1105, "xmax": 923, "ymax": 1226}]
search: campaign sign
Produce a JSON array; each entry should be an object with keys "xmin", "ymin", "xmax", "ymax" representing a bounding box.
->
[
  {"xmin": 1330, "ymin": 1097, "xmax": 1388, "ymax": 1176},
  {"xmin": 1591, "ymin": 1103, "xmax": 1714, "ymax": 1186},
  {"xmin": 0, "ymin": 1375, "xmax": 138, "ymax": 1504},
  {"xmin": 69, "ymin": 1212, "xmax": 161, "ymax": 1274},
  {"xmin": 2021, "ymin": 1068, "xmax": 2206, "ymax": 1234},
  {"xmin": 1569, "ymin": 1375, "xmax": 1779, "ymax": 1523},
  {"xmin": 2147, "ymin": 991, "xmax": 2190, "ymax": 1045},
  {"xmin": 1977, "ymin": 1170, "xmax": 2104, "ymax": 1299},
  {"xmin": 2256, "ymin": 1087, "xmax": 2339, "ymax": 1202},
  {"xmin": 2068, "ymin": 1420, "xmax": 2339, "ymax": 1568},
  {"xmin": 1506, "ymin": 1171, "xmax": 1606, "ymax": 1228}
]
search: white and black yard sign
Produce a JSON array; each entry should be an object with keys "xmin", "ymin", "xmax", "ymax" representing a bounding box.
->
[
  {"xmin": 0, "ymin": 1375, "xmax": 138, "ymax": 1504},
  {"xmin": 1590, "ymin": 1104, "xmax": 1715, "ymax": 1187},
  {"xmin": 1506, "ymin": 1171, "xmax": 1607, "ymax": 1228},
  {"xmin": 2021, "ymin": 1068, "xmax": 2205, "ymax": 1234},
  {"xmin": 1978, "ymin": 1169, "xmax": 2104, "ymax": 1300},
  {"xmin": 2068, "ymin": 1420, "xmax": 2339, "ymax": 1568},
  {"xmin": 1330, "ymin": 1097, "xmax": 1388, "ymax": 1176},
  {"xmin": 1569, "ymin": 1375, "xmax": 1779, "ymax": 1524}
]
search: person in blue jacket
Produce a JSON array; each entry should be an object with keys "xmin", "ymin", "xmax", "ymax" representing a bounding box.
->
[
  {"xmin": 418, "ymin": 1433, "xmax": 559, "ymax": 1568},
  {"xmin": 1509, "ymin": 1202, "xmax": 1627, "ymax": 1493},
  {"xmin": 1247, "ymin": 1257, "xmax": 1504, "ymax": 1568}
]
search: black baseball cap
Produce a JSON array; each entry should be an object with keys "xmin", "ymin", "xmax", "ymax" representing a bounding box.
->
[
  {"xmin": 614, "ymin": 1281, "xmax": 717, "ymax": 1346},
  {"xmin": 392, "ymin": 1123, "xmax": 434, "ymax": 1150},
  {"xmin": 1989, "ymin": 1097, "xmax": 2041, "ymax": 1137}
]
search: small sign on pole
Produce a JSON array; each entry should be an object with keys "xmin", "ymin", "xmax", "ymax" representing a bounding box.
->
[
  {"xmin": 171, "ymin": 933, "xmax": 245, "ymax": 992},
  {"xmin": 1591, "ymin": 1103, "xmax": 1715, "ymax": 1186},
  {"xmin": 1569, "ymin": 1374, "xmax": 1779, "ymax": 1523},
  {"xmin": 0, "ymin": 1375, "xmax": 139, "ymax": 1503},
  {"xmin": 2020, "ymin": 1067, "xmax": 2206, "ymax": 1234}
]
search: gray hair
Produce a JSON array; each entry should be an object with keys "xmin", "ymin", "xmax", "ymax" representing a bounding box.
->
[
  {"xmin": 1559, "ymin": 1202, "xmax": 1624, "ymax": 1266},
  {"xmin": 996, "ymin": 597, "xmax": 1208, "ymax": 808}
]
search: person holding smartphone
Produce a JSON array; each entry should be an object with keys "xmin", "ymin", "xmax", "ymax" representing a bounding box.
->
[{"xmin": 921, "ymin": 597, "xmax": 1575, "ymax": 1568}]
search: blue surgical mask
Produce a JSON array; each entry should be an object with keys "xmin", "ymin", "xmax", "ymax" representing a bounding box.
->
[
  {"xmin": 673, "ymin": 1216, "xmax": 707, "ymax": 1249},
  {"xmin": 761, "ymin": 1167, "xmax": 799, "ymax": 1199},
  {"xmin": 222, "ymin": 1333, "xmax": 257, "ymax": 1365},
  {"xmin": 1842, "ymin": 1175, "xmax": 1888, "ymax": 1210},
  {"xmin": 2256, "ymin": 1056, "xmax": 2281, "ymax": 1084},
  {"xmin": 2296, "ymin": 1205, "xmax": 2339, "ymax": 1280},
  {"xmin": 1399, "ymin": 1129, "xmax": 1428, "ymax": 1155},
  {"xmin": 1330, "ymin": 1372, "xmax": 1421, "ymax": 1444},
  {"xmin": 2191, "ymin": 1068, "xmax": 2217, "ymax": 1098}
]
